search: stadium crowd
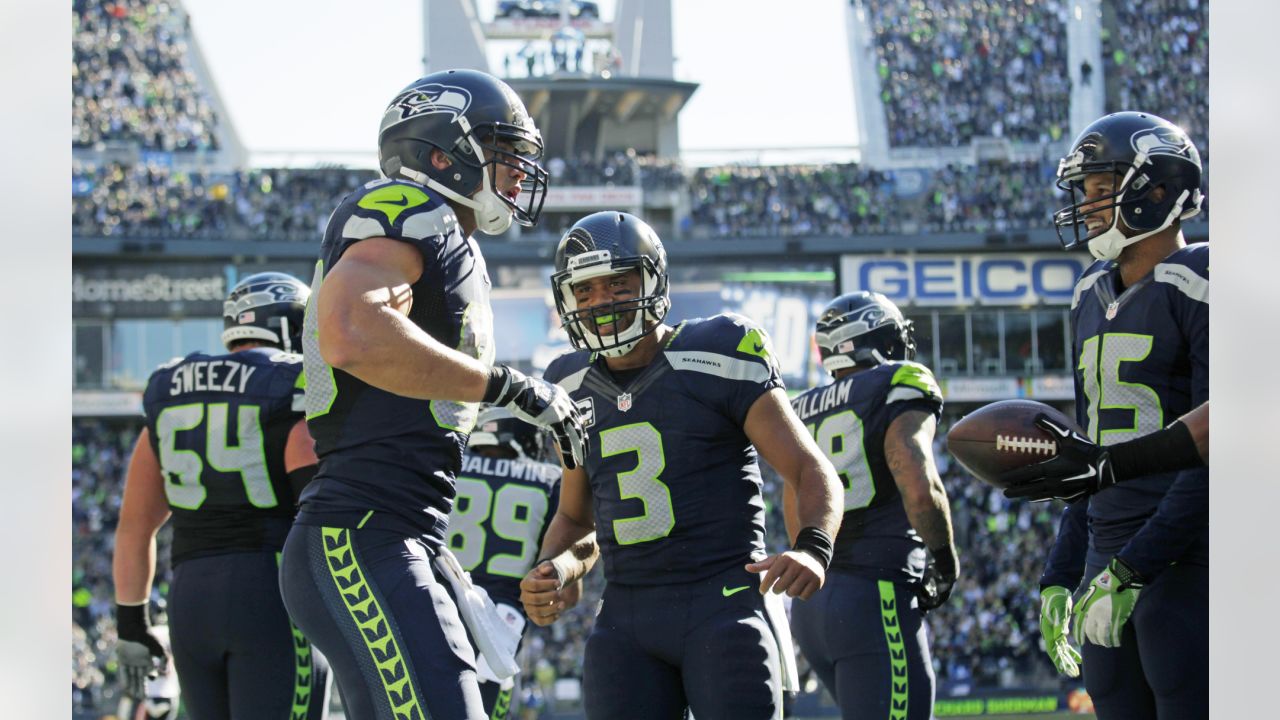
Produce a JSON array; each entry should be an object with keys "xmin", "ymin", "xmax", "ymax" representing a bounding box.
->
[
  {"xmin": 71, "ymin": 410, "xmax": 1071, "ymax": 716},
  {"xmin": 866, "ymin": 0, "xmax": 1072, "ymax": 147},
  {"xmin": 73, "ymin": 0, "xmax": 219, "ymax": 152},
  {"xmin": 685, "ymin": 159, "xmax": 1064, "ymax": 238},
  {"xmin": 72, "ymin": 161, "xmax": 378, "ymax": 240},
  {"xmin": 75, "ymin": 158, "xmax": 1099, "ymax": 241},
  {"xmin": 72, "ymin": 419, "xmax": 152, "ymax": 716},
  {"xmin": 1103, "ymin": 0, "xmax": 1209, "ymax": 156}
]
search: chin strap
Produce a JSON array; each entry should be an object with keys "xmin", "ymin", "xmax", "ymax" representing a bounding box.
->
[
  {"xmin": 396, "ymin": 115, "xmax": 514, "ymax": 235},
  {"xmin": 1088, "ymin": 188, "xmax": 1193, "ymax": 261}
]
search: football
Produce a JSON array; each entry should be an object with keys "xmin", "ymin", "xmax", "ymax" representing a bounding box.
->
[{"xmin": 945, "ymin": 399, "xmax": 1084, "ymax": 489}]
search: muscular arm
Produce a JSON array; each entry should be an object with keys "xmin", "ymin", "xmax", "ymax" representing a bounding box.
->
[
  {"xmin": 112, "ymin": 429, "xmax": 172, "ymax": 604},
  {"xmin": 317, "ymin": 237, "xmax": 491, "ymax": 401},
  {"xmin": 884, "ymin": 409, "xmax": 955, "ymax": 552},
  {"xmin": 747, "ymin": 388, "xmax": 842, "ymax": 540},
  {"xmin": 746, "ymin": 388, "xmax": 843, "ymax": 599}
]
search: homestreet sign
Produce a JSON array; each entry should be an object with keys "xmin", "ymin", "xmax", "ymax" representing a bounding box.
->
[{"xmin": 72, "ymin": 262, "xmax": 312, "ymax": 318}]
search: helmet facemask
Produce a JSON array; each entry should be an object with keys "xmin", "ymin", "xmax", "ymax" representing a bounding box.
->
[
  {"xmin": 396, "ymin": 116, "xmax": 549, "ymax": 235},
  {"xmin": 1054, "ymin": 144, "xmax": 1203, "ymax": 262},
  {"xmin": 552, "ymin": 253, "xmax": 669, "ymax": 359},
  {"xmin": 377, "ymin": 73, "xmax": 550, "ymax": 235}
]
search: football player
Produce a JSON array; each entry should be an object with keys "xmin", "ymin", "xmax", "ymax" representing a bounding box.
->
[
  {"xmin": 519, "ymin": 211, "xmax": 844, "ymax": 720},
  {"xmin": 1028, "ymin": 112, "xmax": 1208, "ymax": 719},
  {"xmin": 276, "ymin": 69, "xmax": 587, "ymax": 720},
  {"xmin": 446, "ymin": 407, "xmax": 593, "ymax": 719},
  {"xmin": 112, "ymin": 272, "xmax": 332, "ymax": 719},
  {"xmin": 788, "ymin": 292, "xmax": 958, "ymax": 720}
]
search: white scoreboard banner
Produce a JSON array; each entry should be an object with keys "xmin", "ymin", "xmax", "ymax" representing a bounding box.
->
[
  {"xmin": 541, "ymin": 186, "xmax": 643, "ymax": 210},
  {"xmin": 840, "ymin": 253, "xmax": 1090, "ymax": 306}
]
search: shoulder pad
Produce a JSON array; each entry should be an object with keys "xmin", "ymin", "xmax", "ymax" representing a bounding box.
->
[
  {"xmin": 886, "ymin": 361, "xmax": 943, "ymax": 405},
  {"xmin": 1071, "ymin": 261, "xmax": 1112, "ymax": 310},
  {"xmin": 265, "ymin": 350, "xmax": 303, "ymax": 365},
  {"xmin": 672, "ymin": 314, "xmax": 775, "ymax": 359},
  {"xmin": 154, "ymin": 354, "xmax": 188, "ymax": 372},
  {"xmin": 543, "ymin": 349, "xmax": 592, "ymax": 390},
  {"xmin": 1161, "ymin": 242, "xmax": 1209, "ymax": 273},
  {"xmin": 333, "ymin": 179, "xmax": 457, "ymax": 242},
  {"xmin": 1154, "ymin": 244, "xmax": 1209, "ymax": 304},
  {"xmin": 666, "ymin": 314, "xmax": 781, "ymax": 383}
]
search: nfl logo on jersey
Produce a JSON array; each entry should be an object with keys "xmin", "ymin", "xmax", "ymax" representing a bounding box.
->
[{"xmin": 617, "ymin": 393, "xmax": 633, "ymax": 412}]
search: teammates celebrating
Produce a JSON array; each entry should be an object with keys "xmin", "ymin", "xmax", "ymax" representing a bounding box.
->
[{"xmin": 110, "ymin": 70, "xmax": 1206, "ymax": 720}]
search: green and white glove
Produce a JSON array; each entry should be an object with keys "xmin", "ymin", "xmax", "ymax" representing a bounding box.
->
[
  {"xmin": 1039, "ymin": 586, "xmax": 1082, "ymax": 677},
  {"xmin": 1073, "ymin": 557, "xmax": 1144, "ymax": 648}
]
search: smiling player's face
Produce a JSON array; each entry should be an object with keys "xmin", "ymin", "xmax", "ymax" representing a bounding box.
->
[{"xmin": 571, "ymin": 269, "xmax": 643, "ymax": 336}]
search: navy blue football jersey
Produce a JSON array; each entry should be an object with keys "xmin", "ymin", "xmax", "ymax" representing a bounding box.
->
[
  {"xmin": 445, "ymin": 452, "xmax": 561, "ymax": 609},
  {"xmin": 1063, "ymin": 243, "xmax": 1209, "ymax": 567},
  {"xmin": 790, "ymin": 361, "xmax": 943, "ymax": 584},
  {"xmin": 542, "ymin": 314, "xmax": 783, "ymax": 586},
  {"xmin": 142, "ymin": 348, "xmax": 306, "ymax": 566},
  {"xmin": 297, "ymin": 178, "xmax": 494, "ymax": 546}
]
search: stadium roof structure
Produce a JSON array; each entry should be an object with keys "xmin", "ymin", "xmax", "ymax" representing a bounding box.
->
[{"xmin": 507, "ymin": 75, "xmax": 698, "ymax": 158}]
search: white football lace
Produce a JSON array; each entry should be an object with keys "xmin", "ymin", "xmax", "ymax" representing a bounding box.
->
[{"xmin": 995, "ymin": 434, "xmax": 1057, "ymax": 455}]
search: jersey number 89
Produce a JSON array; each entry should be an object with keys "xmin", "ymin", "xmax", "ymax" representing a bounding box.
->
[{"xmin": 447, "ymin": 480, "xmax": 550, "ymax": 578}]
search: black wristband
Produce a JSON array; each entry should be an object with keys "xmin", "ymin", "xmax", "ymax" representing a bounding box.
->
[
  {"xmin": 482, "ymin": 365, "xmax": 510, "ymax": 404},
  {"xmin": 930, "ymin": 544, "xmax": 959, "ymax": 581},
  {"xmin": 1110, "ymin": 556, "xmax": 1145, "ymax": 589},
  {"xmin": 115, "ymin": 602, "xmax": 150, "ymax": 639},
  {"xmin": 792, "ymin": 527, "xmax": 834, "ymax": 570},
  {"xmin": 287, "ymin": 465, "xmax": 318, "ymax": 503},
  {"xmin": 1109, "ymin": 420, "xmax": 1204, "ymax": 482}
]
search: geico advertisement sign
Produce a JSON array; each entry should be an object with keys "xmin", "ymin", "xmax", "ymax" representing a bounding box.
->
[
  {"xmin": 840, "ymin": 254, "xmax": 1088, "ymax": 306},
  {"xmin": 73, "ymin": 273, "xmax": 225, "ymax": 303}
]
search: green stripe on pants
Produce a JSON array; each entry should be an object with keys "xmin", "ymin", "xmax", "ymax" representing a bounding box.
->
[
  {"xmin": 321, "ymin": 527, "xmax": 425, "ymax": 719},
  {"xmin": 490, "ymin": 686, "xmax": 512, "ymax": 720},
  {"xmin": 276, "ymin": 551, "xmax": 314, "ymax": 720},
  {"xmin": 878, "ymin": 581, "xmax": 909, "ymax": 720}
]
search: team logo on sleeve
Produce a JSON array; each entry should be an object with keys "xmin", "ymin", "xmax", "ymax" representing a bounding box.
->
[{"xmin": 390, "ymin": 84, "xmax": 473, "ymax": 123}]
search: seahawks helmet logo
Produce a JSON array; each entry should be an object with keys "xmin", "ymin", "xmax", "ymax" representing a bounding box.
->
[
  {"xmin": 1130, "ymin": 126, "xmax": 1196, "ymax": 164},
  {"xmin": 224, "ymin": 282, "xmax": 304, "ymax": 317},
  {"xmin": 263, "ymin": 281, "xmax": 305, "ymax": 303},
  {"xmin": 390, "ymin": 83, "xmax": 472, "ymax": 123},
  {"xmin": 844, "ymin": 305, "xmax": 887, "ymax": 334}
]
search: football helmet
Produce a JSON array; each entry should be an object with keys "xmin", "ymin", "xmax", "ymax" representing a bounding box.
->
[
  {"xmin": 469, "ymin": 405, "xmax": 550, "ymax": 462},
  {"xmin": 551, "ymin": 212, "xmax": 670, "ymax": 358},
  {"xmin": 221, "ymin": 272, "xmax": 310, "ymax": 353},
  {"xmin": 1053, "ymin": 111, "xmax": 1203, "ymax": 261},
  {"xmin": 814, "ymin": 291, "xmax": 916, "ymax": 373},
  {"xmin": 378, "ymin": 69, "xmax": 549, "ymax": 235}
]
